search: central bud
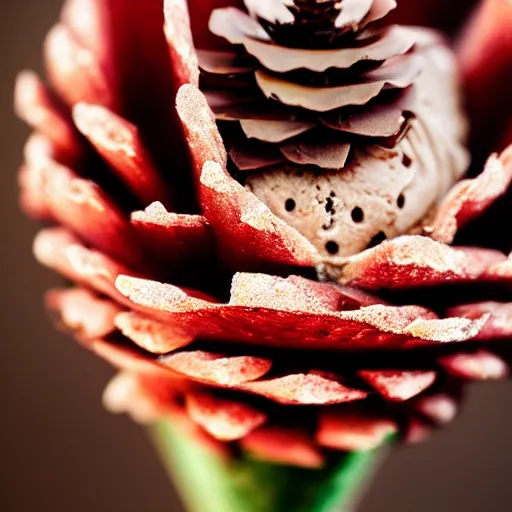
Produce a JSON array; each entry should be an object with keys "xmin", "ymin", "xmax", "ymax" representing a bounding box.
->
[{"xmin": 198, "ymin": 0, "xmax": 468, "ymax": 261}]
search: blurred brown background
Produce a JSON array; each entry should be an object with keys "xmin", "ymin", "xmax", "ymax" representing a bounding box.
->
[{"xmin": 1, "ymin": 1, "xmax": 511, "ymax": 511}]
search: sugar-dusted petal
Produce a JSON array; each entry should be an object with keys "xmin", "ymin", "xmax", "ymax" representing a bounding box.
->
[
  {"xmin": 359, "ymin": 370, "xmax": 437, "ymax": 401},
  {"xmin": 317, "ymin": 408, "xmax": 397, "ymax": 451},
  {"xmin": 447, "ymin": 302, "xmax": 512, "ymax": 341},
  {"xmin": 176, "ymin": 84, "xmax": 228, "ymax": 175},
  {"xmin": 63, "ymin": 0, "xmax": 193, "ymax": 203},
  {"xmin": 91, "ymin": 339, "xmax": 184, "ymax": 382},
  {"xmin": 115, "ymin": 273, "xmax": 484, "ymax": 348},
  {"xmin": 163, "ymin": 400, "xmax": 231, "ymax": 457},
  {"xmin": 439, "ymin": 350, "xmax": 509, "ymax": 381},
  {"xmin": 160, "ymin": 351, "xmax": 273, "ymax": 386},
  {"xmin": 241, "ymin": 427, "xmax": 324, "ymax": 468},
  {"xmin": 23, "ymin": 132, "xmax": 75, "ymax": 169},
  {"xmin": 19, "ymin": 162, "xmax": 52, "ymax": 221},
  {"xmin": 35, "ymin": 160, "xmax": 142, "ymax": 267},
  {"xmin": 185, "ymin": 390, "xmax": 267, "ymax": 441},
  {"xmin": 413, "ymin": 393, "xmax": 459, "ymax": 425},
  {"xmin": 340, "ymin": 235, "xmax": 507, "ymax": 290},
  {"xmin": 240, "ymin": 371, "xmax": 368, "ymax": 405},
  {"xmin": 61, "ymin": 0, "xmax": 112, "ymax": 63},
  {"xmin": 44, "ymin": 23, "xmax": 114, "ymax": 108},
  {"xmin": 131, "ymin": 202, "xmax": 213, "ymax": 266},
  {"xmin": 115, "ymin": 312, "xmax": 193, "ymax": 354},
  {"xmin": 230, "ymin": 273, "xmax": 381, "ymax": 311},
  {"xmin": 177, "ymin": 85, "xmax": 318, "ymax": 268},
  {"xmin": 484, "ymin": 254, "xmax": 512, "ymax": 283},
  {"xmin": 426, "ymin": 147, "xmax": 512, "ymax": 243},
  {"xmin": 14, "ymin": 71, "xmax": 83, "ymax": 162},
  {"xmin": 103, "ymin": 372, "xmax": 166, "ymax": 425},
  {"xmin": 73, "ymin": 103, "xmax": 172, "ymax": 207},
  {"xmin": 200, "ymin": 160, "xmax": 319, "ymax": 268},
  {"xmin": 33, "ymin": 228, "xmax": 137, "ymax": 305},
  {"xmin": 164, "ymin": 0, "xmax": 199, "ymax": 87},
  {"xmin": 46, "ymin": 287, "xmax": 121, "ymax": 339}
]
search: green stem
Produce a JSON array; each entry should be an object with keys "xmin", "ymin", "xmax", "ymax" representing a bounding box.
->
[{"xmin": 151, "ymin": 421, "xmax": 391, "ymax": 512}]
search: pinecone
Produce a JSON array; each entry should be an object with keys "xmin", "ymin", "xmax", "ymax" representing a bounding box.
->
[{"xmin": 15, "ymin": 0, "xmax": 512, "ymax": 468}]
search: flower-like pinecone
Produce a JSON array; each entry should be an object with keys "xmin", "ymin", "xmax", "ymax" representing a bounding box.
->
[{"xmin": 16, "ymin": 0, "xmax": 512, "ymax": 467}]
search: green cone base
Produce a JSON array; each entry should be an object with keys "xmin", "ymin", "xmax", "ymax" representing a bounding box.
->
[{"xmin": 152, "ymin": 421, "xmax": 390, "ymax": 512}]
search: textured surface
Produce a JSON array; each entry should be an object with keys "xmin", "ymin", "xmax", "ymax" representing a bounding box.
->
[
  {"xmin": 204, "ymin": 3, "xmax": 469, "ymax": 260},
  {"xmin": 4, "ymin": 0, "xmax": 512, "ymax": 511},
  {"xmin": 13, "ymin": 0, "xmax": 512, "ymax": 466}
]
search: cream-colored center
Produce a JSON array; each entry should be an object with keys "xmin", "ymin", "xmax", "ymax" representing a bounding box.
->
[{"xmin": 246, "ymin": 45, "xmax": 469, "ymax": 261}]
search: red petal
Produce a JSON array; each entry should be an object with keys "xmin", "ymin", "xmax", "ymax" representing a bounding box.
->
[
  {"xmin": 103, "ymin": 372, "xmax": 168, "ymax": 424},
  {"xmin": 33, "ymin": 228, "xmax": 137, "ymax": 305},
  {"xmin": 426, "ymin": 147, "xmax": 512, "ymax": 243},
  {"xmin": 46, "ymin": 287, "xmax": 121, "ymax": 338},
  {"xmin": 160, "ymin": 351, "xmax": 273, "ymax": 386},
  {"xmin": 14, "ymin": 71, "xmax": 83, "ymax": 162},
  {"xmin": 44, "ymin": 23, "xmax": 114, "ymax": 108},
  {"xmin": 115, "ymin": 273, "xmax": 486, "ymax": 348},
  {"xmin": 447, "ymin": 302, "xmax": 512, "ymax": 340},
  {"xmin": 404, "ymin": 419, "xmax": 433, "ymax": 445},
  {"xmin": 185, "ymin": 391, "xmax": 267, "ymax": 441},
  {"xmin": 459, "ymin": 0, "xmax": 512, "ymax": 154},
  {"xmin": 19, "ymin": 162, "xmax": 52, "ymax": 220},
  {"xmin": 23, "ymin": 132, "xmax": 74, "ymax": 169},
  {"xmin": 61, "ymin": 0, "xmax": 112, "ymax": 65},
  {"xmin": 37, "ymin": 161, "xmax": 142, "ymax": 267},
  {"xmin": 241, "ymin": 427, "xmax": 324, "ymax": 468},
  {"xmin": 240, "ymin": 372, "xmax": 368, "ymax": 405},
  {"xmin": 176, "ymin": 84, "xmax": 317, "ymax": 269},
  {"xmin": 92, "ymin": 339, "xmax": 184, "ymax": 382},
  {"xmin": 484, "ymin": 254, "xmax": 512, "ymax": 283},
  {"xmin": 131, "ymin": 202, "xmax": 213, "ymax": 266},
  {"xmin": 104, "ymin": 375, "xmax": 229, "ymax": 457},
  {"xmin": 115, "ymin": 312, "xmax": 193, "ymax": 354},
  {"xmin": 73, "ymin": 103, "xmax": 173, "ymax": 207},
  {"xmin": 164, "ymin": 0, "xmax": 199, "ymax": 86},
  {"xmin": 359, "ymin": 370, "xmax": 437, "ymax": 401},
  {"xmin": 414, "ymin": 393, "xmax": 459, "ymax": 425},
  {"xmin": 439, "ymin": 350, "xmax": 509, "ymax": 380},
  {"xmin": 341, "ymin": 235, "xmax": 506, "ymax": 290},
  {"xmin": 317, "ymin": 408, "xmax": 397, "ymax": 451}
]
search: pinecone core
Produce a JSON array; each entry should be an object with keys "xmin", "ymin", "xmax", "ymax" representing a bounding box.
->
[{"xmin": 201, "ymin": 0, "xmax": 469, "ymax": 264}]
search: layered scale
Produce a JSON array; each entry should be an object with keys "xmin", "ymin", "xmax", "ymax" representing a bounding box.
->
[
  {"xmin": 200, "ymin": 0, "xmax": 468, "ymax": 259},
  {"xmin": 15, "ymin": 0, "xmax": 512, "ymax": 468}
]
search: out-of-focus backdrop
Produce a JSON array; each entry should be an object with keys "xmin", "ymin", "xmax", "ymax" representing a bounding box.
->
[{"xmin": 1, "ymin": 1, "xmax": 511, "ymax": 511}]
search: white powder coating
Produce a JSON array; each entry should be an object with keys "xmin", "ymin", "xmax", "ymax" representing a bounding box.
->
[{"xmin": 246, "ymin": 44, "xmax": 469, "ymax": 260}]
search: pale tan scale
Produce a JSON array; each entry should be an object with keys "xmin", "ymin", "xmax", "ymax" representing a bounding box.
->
[{"xmin": 246, "ymin": 43, "xmax": 469, "ymax": 263}]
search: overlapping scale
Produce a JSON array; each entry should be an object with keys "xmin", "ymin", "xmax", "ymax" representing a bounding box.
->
[
  {"xmin": 15, "ymin": 0, "xmax": 512, "ymax": 466},
  {"xmin": 201, "ymin": 0, "xmax": 469, "ymax": 261}
]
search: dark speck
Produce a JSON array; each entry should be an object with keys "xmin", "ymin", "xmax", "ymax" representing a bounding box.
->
[{"xmin": 325, "ymin": 241, "xmax": 339, "ymax": 254}]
